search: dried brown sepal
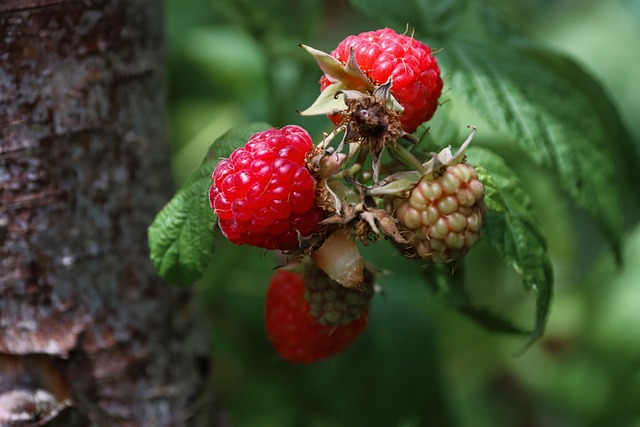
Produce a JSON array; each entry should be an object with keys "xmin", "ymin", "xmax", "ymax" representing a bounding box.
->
[
  {"xmin": 374, "ymin": 209, "xmax": 409, "ymax": 245},
  {"xmin": 338, "ymin": 84, "xmax": 408, "ymax": 182}
]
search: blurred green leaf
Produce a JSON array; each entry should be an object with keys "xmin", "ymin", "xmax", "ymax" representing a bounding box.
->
[
  {"xmin": 184, "ymin": 27, "xmax": 266, "ymax": 95},
  {"xmin": 423, "ymin": 264, "xmax": 531, "ymax": 336},
  {"xmin": 349, "ymin": 0, "xmax": 469, "ymax": 37},
  {"xmin": 590, "ymin": 223, "xmax": 640, "ymax": 362},
  {"xmin": 519, "ymin": 44, "xmax": 640, "ymax": 208},
  {"xmin": 171, "ymin": 103, "xmax": 247, "ymax": 184},
  {"xmin": 442, "ymin": 40, "xmax": 624, "ymax": 259},
  {"xmin": 148, "ymin": 122, "xmax": 271, "ymax": 286},
  {"xmin": 304, "ymin": 280, "xmax": 455, "ymax": 427},
  {"xmin": 470, "ymin": 147, "xmax": 553, "ymax": 346},
  {"xmin": 477, "ymin": 0, "xmax": 534, "ymax": 39},
  {"xmin": 214, "ymin": 0, "xmax": 324, "ymax": 40}
]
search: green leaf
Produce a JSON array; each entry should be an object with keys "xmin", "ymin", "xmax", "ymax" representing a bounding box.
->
[
  {"xmin": 348, "ymin": 0, "xmax": 469, "ymax": 37},
  {"xmin": 469, "ymin": 146, "xmax": 554, "ymax": 346},
  {"xmin": 423, "ymin": 265, "xmax": 531, "ymax": 336},
  {"xmin": 442, "ymin": 40, "xmax": 624, "ymax": 259},
  {"xmin": 183, "ymin": 27, "xmax": 266, "ymax": 95},
  {"xmin": 519, "ymin": 44, "xmax": 640, "ymax": 208},
  {"xmin": 214, "ymin": 0, "xmax": 325, "ymax": 40},
  {"xmin": 148, "ymin": 122, "xmax": 271, "ymax": 286},
  {"xmin": 477, "ymin": 1, "xmax": 528, "ymax": 39}
]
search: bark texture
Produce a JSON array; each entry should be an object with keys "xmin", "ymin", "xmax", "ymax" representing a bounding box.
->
[{"xmin": 0, "ymin": 1, "xmax": 224, "ymax": 425}]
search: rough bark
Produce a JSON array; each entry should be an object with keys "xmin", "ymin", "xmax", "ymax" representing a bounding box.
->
[{"xmin": 0, "ymin": 1, "xmax": 225, "ymax": 426}]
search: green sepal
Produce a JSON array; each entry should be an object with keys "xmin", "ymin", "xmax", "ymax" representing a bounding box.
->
[
  {"xmin": 148, "ymin": 122, "xmax": 272, "ymax": 286},
  {"xmin": 299, "ymin": 43, "xmax": 406, "ymax": 119},
  {"xmin": 300, "ymin": 44, "xmax": 373, "ymax": 92},
  {"xmin": 370, "ymin": 171, "xmax": 422, "ymax": 196},
  {"xmin": 298, "ymin": 81, "xmax": 348, "ymax": 116}
]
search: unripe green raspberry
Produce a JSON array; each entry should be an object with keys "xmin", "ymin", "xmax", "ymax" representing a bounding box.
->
[
  {"xmin": 393, "ymin": 163, "xmax": 486, "ymax": 263},
  {"xmin": 304, "ymin": 264, "xmax": 374, "ymax": 326}
]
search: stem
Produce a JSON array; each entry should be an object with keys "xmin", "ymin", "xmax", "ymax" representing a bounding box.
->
[
  {"xmin": 353, "ymin": 144, "xmax": 371, "ymax": 182},
  {"xmin": 318, "ymin": 124, "xmax": 346, "ymax": 150},
  {"xmin": 345, "ymin": 162, "xmax": 361, "ymax": 177},
  {"xmin": 388, "ymin": 143, "xmax": 427, "ymax": 174},
  {"xmin": 327, "ymin": 178, "xmax": 360, "ymax": 205}
]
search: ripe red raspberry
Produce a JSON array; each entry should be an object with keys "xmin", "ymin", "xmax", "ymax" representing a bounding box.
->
[
  {"xmin": 209, "ymin": 125, "xmax": 325, "ymax": 250},
  {"xmin": 392, "ymin": 163, "xmax": 486, "ymax": 263},
  {"xmin": 320, "ymin": 28, "xmax": 443, "ymax": 134},
  {"xmin": 265, "ymin": 267, "xmax": 372, "ymax": 364}
]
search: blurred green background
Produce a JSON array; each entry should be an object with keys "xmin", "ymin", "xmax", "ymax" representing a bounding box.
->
[{"xmin": 165, "ymin": 0, "xmax": 640, "ymax": 426}]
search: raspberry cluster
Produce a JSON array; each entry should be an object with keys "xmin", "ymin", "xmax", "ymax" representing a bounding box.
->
[{"xmin": 208, "ymin": 27, "xmax": 487, "ymax": 363}]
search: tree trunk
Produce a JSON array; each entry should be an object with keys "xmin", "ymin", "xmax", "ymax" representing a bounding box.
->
[{"xmin": 0, "ymin": 1, "xmax": 225, "ymax": 425}]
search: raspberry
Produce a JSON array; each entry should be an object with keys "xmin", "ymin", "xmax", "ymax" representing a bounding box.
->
[
  {"xmin": 209, "ymin": 125, "xmax": 325, "ymax": 250},
  {"xmin": 304, "ymin": 264, "xmax": 373, "ymax": 325},
  {"xmin": 265, "ymin": 266, "xmax": 372, "ymax": 364},
  {"xmin": 320, "ymin": 28, "xmax": 443, "ymax": 134},
  {"xmin": 392, "ymin": 163, "xmax": 486, "ymax": 263}
]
